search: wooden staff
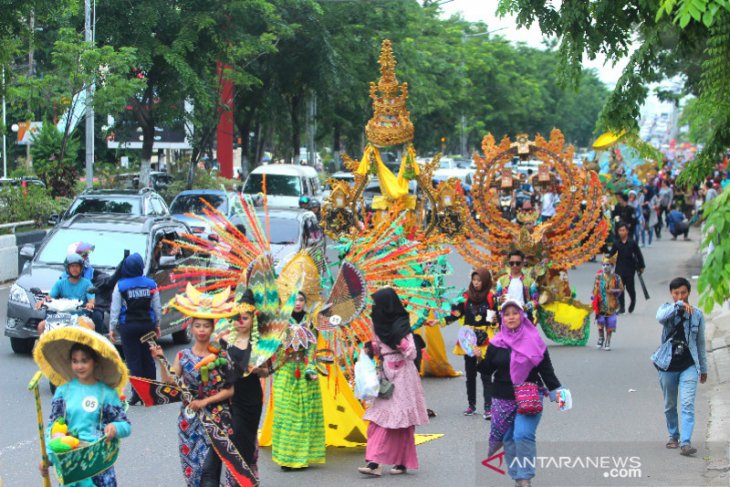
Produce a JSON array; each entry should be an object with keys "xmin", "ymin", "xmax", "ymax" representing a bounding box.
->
[{"xmin": 28, "ymin": 371, "xmax": 52, "ymax": 487}]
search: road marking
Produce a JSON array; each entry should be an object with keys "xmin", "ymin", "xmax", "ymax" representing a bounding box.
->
[{"xmin": 0, "ymin": 439, "xmax": 33, "ymax": 459}]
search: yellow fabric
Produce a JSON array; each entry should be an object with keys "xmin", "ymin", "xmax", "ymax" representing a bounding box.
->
[
  {"xmin": 592, "ymin": 131, "xmax": 626, "ymax": 150},
  {"xmin": 372, "ymin": 194, "xmax": 417, "ymax": 210},
  {"xmin": 542, "ymin": 301, "xmax": 591, "ymax": 331},
  {"xmin": 354, "ymin": 145, "xmax": 410, "ymax": 200},
  {"xmin": 418, "ymin": 326, "xmax": 461, "ymax": 378}
]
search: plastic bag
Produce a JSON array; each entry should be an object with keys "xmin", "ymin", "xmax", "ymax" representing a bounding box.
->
[
  {"xmin": 354, "ymin": 351, "xmax": 379, "ymax": 401},
  {"xmin": 557, "ymin": 388, "xmax": 573, "ymax": 411}
]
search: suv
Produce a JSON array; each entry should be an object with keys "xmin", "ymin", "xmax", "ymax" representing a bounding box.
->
[
  {"xmin": 50, "ymin": 188, "xmax": 170, "ymax": 224},
  {"xmin": 5, "ymin": 214, "xmax": 194, "ymax": 353},
  {"xmin": 169, "ymin": 189, "xmax": 244, "ymax": 238},
  {"xmin": 242, "ymin": 164, "xmax": 322, "ymax": 208}
]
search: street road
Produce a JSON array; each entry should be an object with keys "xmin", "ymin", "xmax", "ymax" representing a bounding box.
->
[{"xmin": 0, "ymin": 229, "xmax": 711, "ymax": 486}]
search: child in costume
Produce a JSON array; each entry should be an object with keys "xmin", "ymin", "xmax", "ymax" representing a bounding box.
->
[
  {"xmin": 34, "ymin": 327, "xmax": 131, "ymax": 487},
  {"xmin": 592, "ymin": 255, "xmax": 624, "ymax": 351},
  {"xmin": 270, "ymin": 291, "xmax": 325, "ymax": 470},
  {"xmin": 151, "ymin": 286, "xmax": 238, "ymax": 487},
  {"xmin": 444, "ymin": 268, "xmax": 497, "ymax": 419}
]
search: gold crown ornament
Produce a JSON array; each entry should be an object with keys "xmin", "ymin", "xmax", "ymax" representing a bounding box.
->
[{"xmin": 365, "ymin": 40, "xmax": 414, "ymax": 148}]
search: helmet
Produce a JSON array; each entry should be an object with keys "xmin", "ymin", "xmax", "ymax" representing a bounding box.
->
[
  {"xmin": 64, "ymin": 253, "xmax": 85, "ymax": 275},
  {"xmin": 298, "ymin": 195, "xmax": 311, "ymax": 208}
]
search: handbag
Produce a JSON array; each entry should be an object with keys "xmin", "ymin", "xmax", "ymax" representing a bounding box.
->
[
  {"xmin": 378, "ymin": 376, "xmax": 395, "ymax": 399},
  {"xmin": 650, "ymin": 318, "xmax": 684, "ymax": 371},
  {"xmin": 513, "ymin": 382, "xmax": 543, "ymax": 415}
]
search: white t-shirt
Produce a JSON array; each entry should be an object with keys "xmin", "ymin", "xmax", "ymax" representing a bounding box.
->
[
  {"xmin": 507, "ymin": 277, "xmax": 526, "ymax": 305},
  {"xmin": 541, "ymin": 192, "xmax": 556, "ymax": 217}
]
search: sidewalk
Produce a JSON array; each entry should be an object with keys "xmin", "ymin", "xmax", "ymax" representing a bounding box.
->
[{"xmin": 706, "ymin": 305, "xmax": 730, "ymax": 486}]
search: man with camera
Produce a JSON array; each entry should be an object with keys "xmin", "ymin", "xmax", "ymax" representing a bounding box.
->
[{"xmin": 653, "ymin": 277, "xmax": 707, "ymax": 457}]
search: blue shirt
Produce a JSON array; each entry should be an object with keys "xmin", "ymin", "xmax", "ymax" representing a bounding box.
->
[
  {"xmin": 49, "ymin": 277, "xmax": 95, "ymax": 303},
  {"xmin": 656, "ymin": 301, "xmax": 707, "ymax": 374}
]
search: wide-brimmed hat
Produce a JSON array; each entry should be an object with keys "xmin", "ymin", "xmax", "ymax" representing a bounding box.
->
[
  {"xmin": 169, "ymin": 283, "xmax": 240, "ymax": 319},
  {"xmin": 33, "ymin": 327, "xmax": 129, "ymax": 392}
]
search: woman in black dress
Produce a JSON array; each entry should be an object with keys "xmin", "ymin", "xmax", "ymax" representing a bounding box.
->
[{"xmin": 222, "ymin": 295, "xmax": 269, "ymax": 476}]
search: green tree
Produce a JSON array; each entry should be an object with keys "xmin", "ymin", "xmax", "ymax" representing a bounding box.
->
[{"xmin": 29, "ymin": 121, "xmax": 79, "ymax": 196}]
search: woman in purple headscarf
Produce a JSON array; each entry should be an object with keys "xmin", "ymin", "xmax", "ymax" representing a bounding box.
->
[{"xmin": 479, "ymin": 299, "xmax": 563, "ymax": 487}]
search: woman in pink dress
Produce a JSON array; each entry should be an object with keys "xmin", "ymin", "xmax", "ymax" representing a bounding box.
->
[{"xmin": 358, "ymin": 287, "xmax": 429, "ymax": 477}]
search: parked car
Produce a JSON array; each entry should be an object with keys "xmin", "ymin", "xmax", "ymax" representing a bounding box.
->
[
  {"xmin": 5, "ymin": 214, "xmax": 194, "ymax": 354},
  {"xmin": 169, "ymin": 189, "xmax": 243, "ymax": 237},
  {"xmin": 258, "ymin": 208, "xmax": 326, "ymax": 273},
  {"xmin": 118, "ymin": 171, "xmax": 175, "ymax": 192},
  {"xmin": 50, "ymin": 188, "xmax": 170, "ymax": 224},
  {"xmin": 242, "ymin": 164, "xmax": 322, "ymax": 208},
  {"xmin": 0, "ymin": 177, "xmax": 46, "ymax": 189}
]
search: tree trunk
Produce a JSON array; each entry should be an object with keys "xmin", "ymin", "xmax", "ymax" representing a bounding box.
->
[
  {"xmin": 140, "ymin": 122, "xmax": 154, "ymax": 187},
  {"xmin": 290, "ymin": 93, "xmax": 302, "ymax": 164},
  {"xmin": 236, "ymin": 113, "xmax": 253, "ymax": 179},
  {"xmin": 333, "ymin": 123, "xmax": 341, "ymax": 171}
]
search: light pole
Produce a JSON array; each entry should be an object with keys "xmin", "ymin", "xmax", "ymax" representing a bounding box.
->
[
  {"xmin": 84, "ymin": 0, "xmax": 95, "ymax": 189},
  {"xmin": 2, "ymin": 67, "xmax": 7, "ymax": 178}
]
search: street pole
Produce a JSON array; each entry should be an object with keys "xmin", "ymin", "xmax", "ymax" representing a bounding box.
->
[
  {"xmin": 84, "ymin": 0, "xmax": 94, "ymax": 189},
  {"xmin": 460, "ymin": 114, "xmax": 467, "ymax": 157},
  {"xmin": 2, "ymin": 67, "xmax": 7, "ymax": 178}
]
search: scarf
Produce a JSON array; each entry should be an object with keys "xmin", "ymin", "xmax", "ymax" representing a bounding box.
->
[
  {"xmin": 371, "ymin": 287, "xmax": 411, "ymax": 350},
  {"xmin": 489, "ymin": 304, "xmax": 547, "ymax": 384},
  {"xmin": 467, "ymin": 268, "xmax": 491, "ymax": 303}
]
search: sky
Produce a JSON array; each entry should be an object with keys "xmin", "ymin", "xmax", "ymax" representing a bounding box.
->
[
  {"xmin": 439, "ymin": 1, "xmax": 674, "ymax": 118},
  {"xmin": 439, "ymin": 0, "xmax": 628, "ymax": 86}
]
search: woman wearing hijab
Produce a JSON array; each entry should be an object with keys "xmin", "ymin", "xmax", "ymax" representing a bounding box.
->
[
  {"xmin": 480, "ymin": 300, "xmax": 563, "ymax": 487},
  {"xmin": 445, "ymin": 268, "xmax": 498, "ymax": 418},
  {"xmin": 358, "ymin": 288, "xmax": 429, "ymax": 477}
]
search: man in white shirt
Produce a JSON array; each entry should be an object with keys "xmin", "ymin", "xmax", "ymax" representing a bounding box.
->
[{"xmin": 540, "ymin": 189, "xmax": 557, "ymax": 220}]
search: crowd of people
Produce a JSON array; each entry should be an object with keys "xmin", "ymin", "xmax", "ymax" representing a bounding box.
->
[{"xmin": 28, "ymin": 156, "xmax": 724, "ymax": 487}]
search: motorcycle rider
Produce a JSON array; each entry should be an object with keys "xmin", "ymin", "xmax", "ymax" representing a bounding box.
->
[{"xmin": 35, "ymin": 254, "xmax": 95, "ymax": 334}]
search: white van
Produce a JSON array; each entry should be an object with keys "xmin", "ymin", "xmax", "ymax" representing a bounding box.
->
[{"xmin": 242, "ymin": 164, "xmax": 322, "ymax": 208}]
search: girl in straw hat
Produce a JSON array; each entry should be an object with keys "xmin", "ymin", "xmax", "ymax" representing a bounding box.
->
[{"xmin": 34, "ymin": 326, "xmax": 131, "ymax": 486}]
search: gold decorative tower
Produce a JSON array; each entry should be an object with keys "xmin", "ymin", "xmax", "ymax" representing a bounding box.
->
[{"xmin": 365, "ymin": 40, "xmax": 414, "ymax": 148}]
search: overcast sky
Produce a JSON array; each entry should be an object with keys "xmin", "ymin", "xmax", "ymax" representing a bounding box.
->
[
  {"xmin": 440, "ymin": 1, "xmax": 675, "ymax": 118},
  {"xmin": 439, "ymin": 1, "xmax": 628, "ymax": 87}
]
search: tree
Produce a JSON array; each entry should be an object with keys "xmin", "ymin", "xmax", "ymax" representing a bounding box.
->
[
  {"xmin": 29, "ymin": 121, "xmax": 79, "ymax": 196},
  {"xmin": 10, "ymin": 28, "xmax": 141, "ymax": 168}
]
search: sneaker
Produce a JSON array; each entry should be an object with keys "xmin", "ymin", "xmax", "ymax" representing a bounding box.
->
[
  {"xmin": 464, "ymin": 406, "xmax": 476, "ymax": 416},
  {"xmin": 596, "ymin": 337, "xmax": 604, "ymax": 348},
  {"xmin": 390, "ymin": 465, "xmax": 407, "ymax": 475},
  {"xmin": 603, "ymin": 342, "xmax": 611, "ymax": 351},
  {"xmin": 680, "ymin": 445, "xmax": 697, "ymax": 456},
  {"xmin": 483, "ymin": 410, "xmax": 492, "ymax": 420},
  {"xmin": 358, "ymin": 463, "xmax": 383, "ymax": 476}
]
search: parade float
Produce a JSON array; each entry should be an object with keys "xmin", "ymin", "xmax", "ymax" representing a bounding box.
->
[{"xmin": 456, "ymin": 130, "xmax": 611, "ymax": 345}]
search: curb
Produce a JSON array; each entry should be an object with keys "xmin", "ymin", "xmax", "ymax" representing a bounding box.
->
[{"xmin": 706, "ymin": 308, "xmax": 730, "ymax": 485}]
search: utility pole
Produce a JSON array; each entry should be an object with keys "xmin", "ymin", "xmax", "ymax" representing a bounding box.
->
[
  {"xmin": 2, "ymin": 68, "xmax": 7, "ymax": 178},
  {"xmin": 307, "ymin": 93, "xmax": 317, "ymax": 166},
  {"xmin": 27, "ymin": 12, "xmax": 34, "ymax": 167},
  {"xmin": 84, "ymin": 0, "xmax": 95, "ymax": 189}
]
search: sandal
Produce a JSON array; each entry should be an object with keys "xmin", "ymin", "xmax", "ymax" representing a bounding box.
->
[{"xmin": 666, "ymin": 438, "xmax": 679, "ymax": 449}]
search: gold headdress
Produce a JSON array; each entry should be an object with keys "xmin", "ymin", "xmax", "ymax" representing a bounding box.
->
[
  {"xmin": 365, "ymin": 40, "xmax": 414, "ymax": 148},
  {"xmin": 169, "ymin": 283, "xmax": 239, "ymax": 319},
  {"xmin": 602, "ymin": 254, "xmax": 617, "ymax": 265}
]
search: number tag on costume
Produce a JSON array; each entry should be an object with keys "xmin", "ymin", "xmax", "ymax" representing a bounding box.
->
[
  {"xmin": 82, "ymin": 396, "xmax": 99, "ymax": 413},
  {"xmin": 329, "ymin": 315, "xmax": 342, "ymax": 326}
]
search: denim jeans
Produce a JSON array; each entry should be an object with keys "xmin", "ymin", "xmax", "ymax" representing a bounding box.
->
[
  {"xmin": 641, "ymin": 225, "xmax": 653, "ymax": 246},
  {"xmin": 658, "ymin": 367, "xmax": 699, "ymax": 446},
  {"xmin": 504, "ymin": 410, "xmax": 543, "ymax": 481}
]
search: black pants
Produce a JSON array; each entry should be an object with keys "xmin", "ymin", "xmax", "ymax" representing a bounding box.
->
[
  {"xmin": 617, "ymin": 271, "xmax": 636, "ymax": 312},
  {"xmin": 91, "ymin": 309, "xmax": 107, "ymax": 335},
  {"xmin": 119, "ymin": 321, "xmax": 157, "ymax": 399},
  {"xmin": 464, "ymin": 355, "xmax": 492, "ymax": 410},
  {"xmin": 199, "ymin": 447, "xmax": 222, "ymax": 487},
  {"xmin": 232, "ymin": 402, "xmax": 263, "ymax": 468}
]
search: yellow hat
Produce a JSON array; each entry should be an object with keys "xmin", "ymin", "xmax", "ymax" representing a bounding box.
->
[
  {"xmin": 34, "ymin": 326, "xmax": 129, "ymax": 393},
  {"xmin": 602, "ymin": 254, "xmax": 617, "ymax": 265},
  {"xmin": 169, "ymin": 283, "xmax": 240, "ymax": 319}
]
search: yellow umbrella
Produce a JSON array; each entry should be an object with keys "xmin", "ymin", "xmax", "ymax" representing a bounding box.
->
[{"xmin": 592, "ymin": 131, "xmax": 626, "ymax": 150}]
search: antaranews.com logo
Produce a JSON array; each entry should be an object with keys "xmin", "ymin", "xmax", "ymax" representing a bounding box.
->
[{"xmin": 482, "ymin": 450, "xmax": 642, "ymax": 479}]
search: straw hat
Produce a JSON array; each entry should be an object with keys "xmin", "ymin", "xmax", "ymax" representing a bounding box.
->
[{"xmin": 33, "ymin": 327, "xmax": 129, "ymax": 392}]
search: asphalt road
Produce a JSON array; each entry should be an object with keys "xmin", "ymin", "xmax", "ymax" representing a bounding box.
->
[{"xmin": 0, "ymin": 229, "xmax": 711, "ymax": 487}]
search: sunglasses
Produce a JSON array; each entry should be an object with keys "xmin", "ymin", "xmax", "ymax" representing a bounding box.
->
[{"xmin": 509, "ymin": 261, "xmax": 523, "ymax": 266}]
